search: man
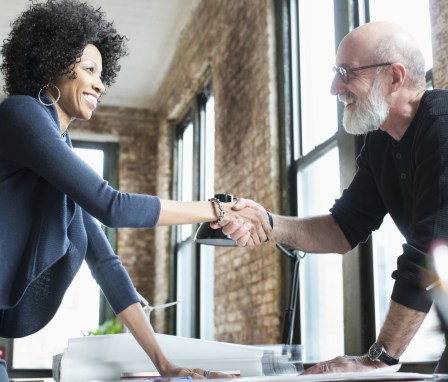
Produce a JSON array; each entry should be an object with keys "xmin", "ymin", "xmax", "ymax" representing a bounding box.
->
[{"xmin": 229, "ymin": 21, "xmax": 447, "ymax": 373}]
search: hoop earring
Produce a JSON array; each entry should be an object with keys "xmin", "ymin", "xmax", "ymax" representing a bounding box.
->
[{"xmin": 38, "ymin": 83, "xmax": 61, "ymax": 106}]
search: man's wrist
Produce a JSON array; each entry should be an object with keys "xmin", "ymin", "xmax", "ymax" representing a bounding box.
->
[
  {"xmin": 367, "ymin": 341, "xmax": 399, "ymax": 365},
  {"xmin": 267, "ymin": 211, "xmax": 274, "ymax": 228}
]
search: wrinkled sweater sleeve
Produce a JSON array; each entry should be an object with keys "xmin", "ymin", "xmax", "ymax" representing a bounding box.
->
[
  {"xmin": 0, "ymin": 96, "xmax": 160, "ymax": 228},
  {"xmin": 82, "ymin": 210, "xmax": 140, "ymax": 314},
  {"xmin": 330, "ymin": 136, "xmax": 388, "ymax": 248}
]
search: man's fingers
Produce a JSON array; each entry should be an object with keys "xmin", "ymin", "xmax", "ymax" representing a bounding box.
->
[
  {"xmin": 221, "ymin": 219, "xmax": 244, "ymax": 235},
  {"xmin": 302, "ymin": 355, "xmax": 383, "ymax": 375},
  {"xmin": 242, "ymin": 235, "xmax": 255, "ymax": 247},
  {"xmin": 231, "ymin": 197, "xmax": 258, "ymax": 211}
]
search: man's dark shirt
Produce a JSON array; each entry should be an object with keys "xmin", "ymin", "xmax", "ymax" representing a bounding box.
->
[{"xmin": 331, "ymin": 89, "xmax": 448, "ymax": 313}]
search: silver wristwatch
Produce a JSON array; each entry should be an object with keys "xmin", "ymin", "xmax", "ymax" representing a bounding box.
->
[{"xmin": 367, "ymin": 342, "xmax": 399, "ymax": 365}]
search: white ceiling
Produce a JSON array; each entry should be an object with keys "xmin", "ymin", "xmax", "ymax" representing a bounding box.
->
[{"xmin": 0, "ymin": 0, "xmax": 201, "ymax": 109}]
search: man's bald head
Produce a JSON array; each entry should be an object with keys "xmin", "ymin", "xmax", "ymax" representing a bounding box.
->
[{"xmin": 337, "ymin": 21, "xmax": 426, "ymax": 90}]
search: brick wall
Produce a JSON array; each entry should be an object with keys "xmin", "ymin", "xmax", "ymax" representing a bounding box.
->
[
  {"xmin": 71, "ymin": 0, "xmax": 285, "ymax": 345},
  {"xmin": 430, "ymin": 0, "xmax": 448, "ymax": 88},
  {"xmin": 155, "ymin": 0, "xmax": 283, "ymax": 344}
]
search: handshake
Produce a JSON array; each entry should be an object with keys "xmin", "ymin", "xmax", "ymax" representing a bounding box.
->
[{"xmin": 207, "ymin": 194, "xmax": 275, "ymax": 248}]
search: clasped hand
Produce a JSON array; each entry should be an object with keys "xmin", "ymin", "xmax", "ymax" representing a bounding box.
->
[{"xmin": 211, "ymin": 198, "xmax": 274, "ymax": 247}]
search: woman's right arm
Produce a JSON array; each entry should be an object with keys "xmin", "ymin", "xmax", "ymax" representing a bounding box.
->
[
  {"xmin": 0, "ymin": 97, "xmax": 159, "ymax": 227},
  {"xmin": 158, "ymin": 199, "xmax": 273, "ymax": 246},
  {"xmin": 0, "ymin": 97, "xmax": 271, "ymax": 243}
]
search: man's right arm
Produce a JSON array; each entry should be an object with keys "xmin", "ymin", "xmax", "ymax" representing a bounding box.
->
[
  {"xmin": 272, "ymin": 213, "xmax": 351, "ymax": 254},
  {"xmin": 229, "ymin": 198, "xmax": 351, "ymax": 254}
]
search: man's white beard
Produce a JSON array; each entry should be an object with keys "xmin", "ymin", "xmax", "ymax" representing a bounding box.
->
[{"xmin": 340, "ymin": 78, "xmax": 390, "ymax": 135}]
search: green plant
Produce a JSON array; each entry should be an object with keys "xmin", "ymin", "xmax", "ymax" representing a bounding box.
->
[{"xmin": 85, "ymin": 318, "xmax": 124, "ymax": 336}]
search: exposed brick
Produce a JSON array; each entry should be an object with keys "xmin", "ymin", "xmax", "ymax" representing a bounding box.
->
[
  {"xmin": 431, "ymin": 1, "xmax": 448, "ymax": 88},
  {"xmin": 71, "ymin": 0, "xmax": 285, "ymax": 344},
  {"xmin": 3, "ymin": 0, "xmax": 442, "ymax": 352}
]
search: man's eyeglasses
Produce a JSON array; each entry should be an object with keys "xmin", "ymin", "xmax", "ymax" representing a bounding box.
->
[{"xmin": 333, "ymin": 63, "xmax": 392, "ymax": 84}]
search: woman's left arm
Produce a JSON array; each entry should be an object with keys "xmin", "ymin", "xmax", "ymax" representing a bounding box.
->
[
  {"xmin": 82, "ymin": 211, "xmax": 229, "ymax": 379},
  {"xmin": 118, "ymin": 303, "xmax": 231, "ymax": 379}
]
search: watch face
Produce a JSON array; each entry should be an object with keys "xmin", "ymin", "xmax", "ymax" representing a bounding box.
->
[{"xmin": 368, "ymin": 342, "xmax": 383, "ymax": 359}]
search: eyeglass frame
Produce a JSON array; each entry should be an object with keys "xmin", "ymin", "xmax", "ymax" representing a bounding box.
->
[{"xmin": 333, "ymin": 62, "xmax": 393, "ymax": 84}]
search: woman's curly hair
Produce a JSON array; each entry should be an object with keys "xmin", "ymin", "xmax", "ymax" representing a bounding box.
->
[{"xmin": 0, "ymin": 0, "xmax": 128, "ymax": 96}]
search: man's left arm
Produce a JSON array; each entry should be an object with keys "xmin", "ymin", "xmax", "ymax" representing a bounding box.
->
[
  {"xmin": 303, "ymin": 300, "xmax": 426, "ymax": 374},
  {"xmin": 376, "ymin": 300, "xmax": 426, "ymax": 359}
]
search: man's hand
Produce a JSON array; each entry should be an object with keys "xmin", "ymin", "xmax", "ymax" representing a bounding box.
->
[
  {"xmin": 212, "ymin": 198, "xmax": 274, "ymax": 247},
  {"xmin": 303, "ymin": 355, "xmax": 389, "ymax": 375}
]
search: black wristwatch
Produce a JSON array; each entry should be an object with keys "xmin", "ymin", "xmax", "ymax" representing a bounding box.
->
[{"xmin": 367, "ymin": 342, "xmax": 399, "ymax": 365}]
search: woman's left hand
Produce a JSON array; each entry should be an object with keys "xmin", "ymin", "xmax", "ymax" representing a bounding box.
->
[{"xmin": 164, "ymin": 365, "xmax": 236, "ymax": 379}]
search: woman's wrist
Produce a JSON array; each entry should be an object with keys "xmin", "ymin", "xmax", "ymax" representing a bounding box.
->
[
  {"xmin": 156, "ymin": 359, "xmax": 176, "ymax": 377},
  {"xmin": 208, "ymin": 197, "xmax": 225, "ymax": 224}
]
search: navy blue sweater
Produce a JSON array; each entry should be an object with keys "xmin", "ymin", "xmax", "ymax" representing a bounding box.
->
[
  {"xmin": 0, "ymin": 95, "xmax": 161, "ymax": 337},
  {"xmin": 331, "ymin": 89, "xmax": 448, "ymax": 313}
]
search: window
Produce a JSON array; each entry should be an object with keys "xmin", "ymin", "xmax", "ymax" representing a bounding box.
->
[
  {"xmin": 297, "ymin": 145, "xmax": 342, "ymax": 361},
  {"xmin": 199, "ymin": 94, "xmax": 216, "ymax": 340},
  {"xmin": 11, "ymin": 142, "xmax": 117, "ymax": 370},
  {"xmin": 175, "ymin": 119, "xmax": 196, "ymax": 337},
  {"xmin": 289, "ymin": 0, "xmax": 344, "ymax": 362},
  {"xmin": 173, "ymin": 81, "xmax": 216, "ymax": 339},
  {"xmin": 291, "ymin": 1, "xmax": 338, "ymax": 157}
]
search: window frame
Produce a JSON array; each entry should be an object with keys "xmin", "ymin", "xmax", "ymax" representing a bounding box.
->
[
  {"xmin": 171, "ymin": 79, "xmax": 215, "ymax": 339},
  {"xmin": 276, "ymin": 0, "xmax": 355, "ymax": 355}
]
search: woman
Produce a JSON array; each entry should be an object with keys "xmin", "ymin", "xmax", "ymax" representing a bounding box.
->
[{"xmin": 0, "ymin": 1, "xmax": 270, "ymax": 380}]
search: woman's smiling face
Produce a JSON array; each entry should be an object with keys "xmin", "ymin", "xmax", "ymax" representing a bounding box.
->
[{"xmin": 52, "ymin": 44, "xmax": 106, "ymax": 129}]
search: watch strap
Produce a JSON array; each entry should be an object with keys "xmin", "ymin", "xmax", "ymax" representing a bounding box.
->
[{"xmin": 378, "ymin": 350, "xmax": 399, "ymax": 365}]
